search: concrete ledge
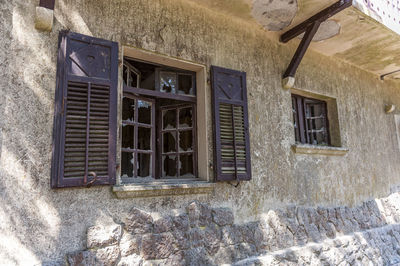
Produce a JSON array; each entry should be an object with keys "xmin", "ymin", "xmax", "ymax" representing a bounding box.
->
[
  {"xmin": 292, "ymin": 144, "xmax": 348, "ymax": 156},
  {"xmin": 34, "ymin": 6, "xmax": 53, "ymax": 32},
  {"xmin": 113, "ymin": 181, "xmax": 214, "ymax": 198}
]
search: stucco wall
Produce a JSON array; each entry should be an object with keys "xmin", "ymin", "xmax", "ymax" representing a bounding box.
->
[{"xmin": 1, "ymin": 0, "xmax": 400, "ymax": 264}]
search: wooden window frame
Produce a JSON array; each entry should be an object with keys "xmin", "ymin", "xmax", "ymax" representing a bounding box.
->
[
  {"xmin": 121, "ymin": 60, "xmax": 198, "ymax": 181},
  {"xmin": 292, "ymin": 94, "xmax": 330, "ymax": 145},
  {"xmin": 121, "ymin": 93, "xmax": 156, "ymax": 181},
  {"xmin": 158, "ymin": 104, "xmax": 198, "ymax": 179}
]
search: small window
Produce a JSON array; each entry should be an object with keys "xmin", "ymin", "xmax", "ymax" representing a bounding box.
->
[
  {"xmin": 292, "ymin": 94, "xmax": 330, "ymax": 145},
  {"xmin": 121, "ymin": 59, "xmax": 197, "ymax": 181}
]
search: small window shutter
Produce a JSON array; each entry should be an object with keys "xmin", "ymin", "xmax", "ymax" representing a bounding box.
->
[
  {"xmin": 51, "ymin": 31, "xmax": 118, "ymax": 188},
  {"xmin": 211, "ymin": 66, "xmax": 251, "ymax": 182}
]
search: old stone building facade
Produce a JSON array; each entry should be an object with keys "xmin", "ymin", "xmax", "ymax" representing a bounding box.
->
[{"xmin": 1, "ymin": 0, "xmax": 400, "ymax": 265}]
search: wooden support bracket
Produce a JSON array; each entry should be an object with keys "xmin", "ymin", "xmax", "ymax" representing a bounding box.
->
[{"xmin": 280, "ymin": 0, "xmax": 352, "ymax": 87}]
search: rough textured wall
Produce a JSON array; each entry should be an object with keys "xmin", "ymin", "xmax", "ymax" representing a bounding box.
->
[{"xmin": 1, "ymin": 0, "xmax": 400, "ymax": 264}]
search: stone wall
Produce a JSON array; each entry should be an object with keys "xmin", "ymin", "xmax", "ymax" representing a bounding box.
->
[{"xmin": 67, "ymin": 192, "xmax": 400, "ymax": 265}]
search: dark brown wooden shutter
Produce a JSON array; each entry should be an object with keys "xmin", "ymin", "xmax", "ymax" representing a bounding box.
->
[
  {"xmin": 51, "ymin": 31, "xmax": 118, "ymax": 188},
  {"xmin": 211, "ymin": 66, "xmax": 251, "ymax": 182}
]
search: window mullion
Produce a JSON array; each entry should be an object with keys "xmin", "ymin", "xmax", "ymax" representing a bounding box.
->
[
  {"xmin": 133, "ymin": 99, "xmax": 138, "ymax": 177},
  {"xmin": 176, "ymin": 107, "xmax": 180, "ymax": 177}
]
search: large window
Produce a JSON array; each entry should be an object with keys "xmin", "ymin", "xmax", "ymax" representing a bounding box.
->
[
  {"xmin": 121, "ymin": 59, "xmax": 197, "ymax": 181},
  {"xmin": 292, "ymin": 94, "xmax": 330, "ymax": 145}
]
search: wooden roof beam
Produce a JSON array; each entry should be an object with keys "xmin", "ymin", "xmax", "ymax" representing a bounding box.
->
[{"xmin": 280, "ymin": 0, "xmax": 352, "ymax": 88}]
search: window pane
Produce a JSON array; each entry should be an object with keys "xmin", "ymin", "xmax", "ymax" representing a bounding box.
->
[
  {"xmin": 138, "ymin": 100, "xmax": 152, "ymax": 124},
  {"xmin": 121, "ymin": 124, "xmax": 135, "ymax": 149},
  {"xmin": 179, "ymin": 107, "xmax": 192, "ymax": 128},
  {"xmin": 138, "ymin": 127, "xmax": 151, "ymax": 150},
  {"xmin": 179, "ymin": 154, "xmax": 194, "ymax": 178},
  {"xmin": 122, "ymin": 97, "xmax": 135, "ymax": 122},
  {"xmin": 137, "ymin": 153, "xmax": 151, "ymax": 177},
  {"xmin": 160, "ymin": 72, "xmax": 176, "ymax": 94},
  {"xmin": 163, "ymin": 109, "xmax": 176, "ymax": 129},
  {"xmin": 178, "ymin": 74, "xmax": 194, "ymax": 95},
  {"xmin": 163, "ymin": 132, "xmax": 176, "ymax": 153},
  {"xmin": 121, "ymin": 152, "xmax": 134, "ymax": 178},
  {"xmin": 162, "ymin": 155, "xmax": 177, "ymax": 178},
  {"xmin": 179, "ymin": 130, "xmax": 193, "ymax": 152}
]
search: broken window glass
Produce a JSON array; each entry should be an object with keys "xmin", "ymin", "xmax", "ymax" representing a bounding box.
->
[
  {"xmin": 160, "ymin": 71, "xmax": 176, "ymax": 94},
  {"xmin": 163, "ymin": 109, "xmax": 176, "ymax": 129},
  {"xmin": 138, "ymin": 100, "xmax": 151, "ymax": 124},
  {"xmin": 179, "ymin": 107, "xmax": 192, "ymax": 128},
  {"xmin": 138, "ymin": 127, "xmax": 151, "ymax": 150},
  {"xmin": 122, "ymin": 97, "xmax": 135, "ymax": 122},
  {"xmin": 163, "ymin": 132, "xmax": 176, "ymax": 153},
  {"xmin": 137, "ymin": 153, "xmax": 151, "ymax": 177},
  {"xmin": 179, "ymin": 154, "xmax": 194, "ymax": 177},
  {"xmin": 178, "ymin": 74, "xmax": 194, "ymax": 95},
  {"xmin": 121, "ymin": 124, "xmax": 135, "ymax": 149},
  {"xmin": 163, "ymin": 155, "xmax": 177, "ymax": 178},
  {"xmin": 179, "ymin": 130, "xmax": 192, "ymax": 152},
  {"xmin": 121, "ymin": 152, "xmax": 134, "ymax": 178}
]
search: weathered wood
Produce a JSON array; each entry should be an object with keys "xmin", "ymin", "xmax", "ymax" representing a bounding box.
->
[
  {"xmin": 283, "ymin": 21, "xmax": 321, "ymax": 79},
  {"xmin": 280, "ymin": 0, "xmax": 352, "ymax": 43}
]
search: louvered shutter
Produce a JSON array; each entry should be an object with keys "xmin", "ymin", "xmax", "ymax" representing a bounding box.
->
[
  {"xmin": 51, "ymin": 31, "xmax": 118, "ymax": 188},
  {"xmin": 211, "ymin": 66, "xmax": 251, "ymax": 181}
]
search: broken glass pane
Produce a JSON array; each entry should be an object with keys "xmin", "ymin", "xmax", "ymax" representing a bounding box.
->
[
  {"xmin": 121, "ymin": 152, "xmax": 134, "ymax": 178},
  {"xmin": 138, "ymin": 127, "xmax": 151, "ymax": 150},
  {"xmin": 163, "ymin": 132, "xmax": 176, "ymax": 153},
  {"xmin": 121, "ymin": 124, "xmax": 135, "ymax": 149},
  {"xmin": 162, "ymin": 155, "xmax": 177, "ymax": 178},
  {"xmin": 138, "ymin": 100, "xmax": 152, "ymax": 124},
  {"xmin": 178, "ymin": 74, "xmax": 194, "ymax": 95},
  {"xmin": 137, "ymin": 153, "xmax": 151, "ymax": 177},
  {"xmin": 122, "ymin": 97, "xmax": 135, "ymax": 122},
  {"xmin": 179, "ymin": 130, "xmax": 193, "ymax": 152},
  {"xmin": 163, "ymin": 109, "xmax": 176, "ymax": 129},
  {"xmin": 179, "ymin": 154, "xmax": 194, "ymax": 178},
  {"xmin": 160, "ymin": 71, "xmax": 176, "ymax": 94},
  {"xmin": 179, "ymin": 107, "xmax": 192, "ymax": 128}
]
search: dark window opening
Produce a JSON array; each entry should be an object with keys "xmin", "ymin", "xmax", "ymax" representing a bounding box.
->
[
  {"xmin": 121, "ymin": 58, "xmax": 197, "ymax": 181},
  {"xmin": 292, "ymin": 94, "xmax": 330, "ymax": 145}
]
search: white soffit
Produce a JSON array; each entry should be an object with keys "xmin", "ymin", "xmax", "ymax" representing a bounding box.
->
[{"xmin": 353, "ymin": 0, "xmax": 400, "ymax": 35}]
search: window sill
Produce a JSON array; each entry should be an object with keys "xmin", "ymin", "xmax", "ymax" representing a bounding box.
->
[
  {"xmin": 112, "ymin": 180, "xmax": 215, "ymax": 198},
  {"xmin": 291, "ymin": 144, "xmax": 348, "ymax": 156}
]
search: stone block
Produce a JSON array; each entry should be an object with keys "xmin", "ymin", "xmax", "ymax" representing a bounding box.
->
[
  {"xmin": 221, "ymin": 225, "xmax": 243, "ymax": 245},
  {"xmin": 186, "ymin": 201, "xmax": 212, "ymax": 227},
  {"xmin": 117, "ymin": 254, "xmax": 143, "ymax": 266},
  {"xmin": 154, "ymin": 216, "xmax": 173, "ymax": 234},
  {"xmin": 172, "ymin": 213, "xmax": 190, "ymax": 232},
  {"xmin": 204, "ymin": 225, "xmax": 222, "ymax": 255},
  {"xmin": 141, "ymin": 233, "xmax": 177, "ymax": 260},
  {"xmin": 172, "ymin": 230, "xmax": 190, "ymax": 250},
  {"xmin": 67, "ymin": 250, "xmax": 97, "ymax": 266},
  {"xmin": 212, "ymin": 207, "xmax": 234, "ymax": 226},
  {"xmin": 34, "ymin": 6, "xmax": 53, "ymax": 32},
  {"xmin": 183, "ymin": 247, "xmax": 215, "ymax": 266},
  {"xmin": 95, "ymin": 246, "xmax": 120, "ymax": 266},
  {"xmin": 125, "ymin": 207, "xmax": 153, "ymax": 234},
  {"xmin": 120, "ymin": 233, "xmax": 141, "ymax": 257},
  {"xmin": 87, "ymin": 224, "xmax": 122, "ymax": 249}
]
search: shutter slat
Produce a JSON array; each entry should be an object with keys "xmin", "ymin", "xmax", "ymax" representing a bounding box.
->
[
  {"xmin": 51, "ymin": 30, "xmax": 118, "ymax": 188},
  {"xmin": 211, "ymin": 66, "xmax": 251, "ymax": 181}
]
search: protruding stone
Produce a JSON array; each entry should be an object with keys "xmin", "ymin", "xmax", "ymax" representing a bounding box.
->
[
  {"xmin": 67, "ymin": 250, "xmax": 97, "ymax": 266},
  {"xmin": 120, "ymin": 233, "xmax": 141, "ymax": 257},
  {"xmin": 125, "ymin": 207, "xmax": 153, "ymax": 234},
  {"xmin": 117, "ymin": 254, "xmax": 143, "ymax": 266},
  {"xmin": 95, "ymin": 246, "xmax": 120, "ymax": 266},
  {"xmin": 186, "ymin": 201, "xmax": 212, "ymax": 227},
  {"xmin": 141, "ymin": 233, "xmax": 177, "ymax": 260},
  {"xmin": 154, "ymin": 216, "xmax": 173, "ymax": 234},
  {"xmin": 212, "ymin": 208, "xmax": 234, "ymax": 226},
  {"xmin": 34, "ymin": 6, "xmax": 53, "ymax": 32},
  {"xmin": 87, "ymin": 224, "xmax": 122, "ymax": 249}
]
